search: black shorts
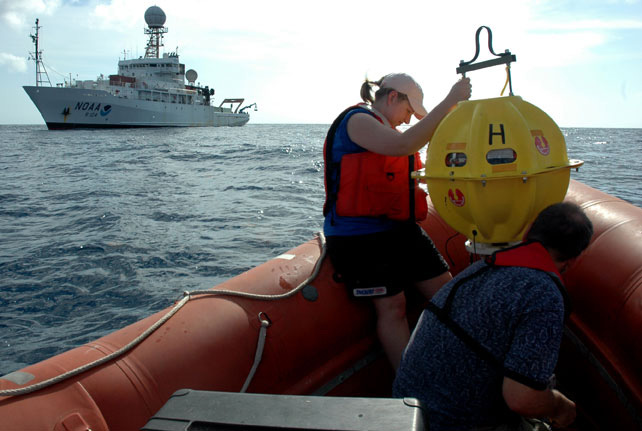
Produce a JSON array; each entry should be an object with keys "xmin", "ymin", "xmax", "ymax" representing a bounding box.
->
[{"xmin": 326, "ymin": 223, "xmax": 449, "ymax": 298}]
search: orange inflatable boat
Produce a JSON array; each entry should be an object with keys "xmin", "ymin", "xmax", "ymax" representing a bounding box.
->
[{"xmin": 0, "ymin": 180, "xmax": 640, "ymax": 430}]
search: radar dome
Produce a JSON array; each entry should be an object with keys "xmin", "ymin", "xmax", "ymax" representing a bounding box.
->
[
  {"xmin": 145, "ymin": 6, "xmax": 166, "ymax": 28},
  {"xmin": 185, "ymin": 69, "xmax": 198, "ymax": 83}
]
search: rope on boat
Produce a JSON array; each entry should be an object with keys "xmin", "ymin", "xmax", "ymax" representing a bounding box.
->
[
  {"xmin": 240, "ymin": 312, "xmax": 271, "ymax": 393},
  {"xmin": 0, "ymin": 232, "xmax": 327, "ymax": 398},
  {"xmin": 0, "ymin": 294, "xmax": 190, "ymax": 397}
]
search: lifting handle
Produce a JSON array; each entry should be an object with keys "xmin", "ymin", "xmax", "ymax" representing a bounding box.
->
[{"xmin": 456, "ymin": 26, "xmax": 516, "ymax": 95}]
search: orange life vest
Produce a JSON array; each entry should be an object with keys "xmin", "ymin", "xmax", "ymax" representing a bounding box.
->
[{"xmin": 323, "ymin": 106, "xmax": 428, "ymax": 222}]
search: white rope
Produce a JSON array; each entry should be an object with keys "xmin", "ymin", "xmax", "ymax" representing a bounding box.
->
[
  {"xmin": 240, "ymin": 313, "xmax": 271, "ymax": 393},
  {"xmin": 0, "ymin": 233, "xmax": 327, "ymax": 398},
  {"xmin": 0, "ymin": 294, "xmax": 190, "ymax": 397}
]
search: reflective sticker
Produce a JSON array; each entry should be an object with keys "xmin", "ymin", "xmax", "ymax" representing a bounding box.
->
[
  {"xmin": 275, "ymin": 254, "xmax": 296, "ymax": 260},
  {"xmin": 353, "ymin": 286, "xmax": 387, "ymax": 297},
  {"xmin": 1, "ymin": 371, "xmax": 35, "ymax": 385}
]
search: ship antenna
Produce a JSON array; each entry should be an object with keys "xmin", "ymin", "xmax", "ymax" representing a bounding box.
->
[
  {"xmin": 29, "ymin": 19, "xmax": 52, "ymax": 87},
  {"xmin": 144, "ymin": 6, "xmax": 168, "ymax": 59}
]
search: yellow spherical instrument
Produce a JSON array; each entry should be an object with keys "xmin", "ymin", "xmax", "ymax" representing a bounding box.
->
[
  {"xmin": 414, "ymin": 95, "xmax": 583, "ymax": 245},
  {"xmin": 413, "ymin": 26, "xmax": 583, "ymax": 247}
]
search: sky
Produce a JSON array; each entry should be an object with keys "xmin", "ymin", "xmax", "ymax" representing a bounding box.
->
[{"xmin": 1, "ymin": 0, "xmax": 641, "ymax": 127}]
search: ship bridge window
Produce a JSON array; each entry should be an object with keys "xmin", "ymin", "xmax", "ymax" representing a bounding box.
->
[
  {"xmin": 486, "ymin": 148, "xmax": 517, "ymax": 165},
  {"xmin": 445, "ymin": 152, "xmax": 467, "ymax": 167}
]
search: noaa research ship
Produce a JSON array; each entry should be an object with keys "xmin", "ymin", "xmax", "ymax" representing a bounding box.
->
[{"xmin": 23, "ymin": 6, "xmax": 254, "ymax": 129}]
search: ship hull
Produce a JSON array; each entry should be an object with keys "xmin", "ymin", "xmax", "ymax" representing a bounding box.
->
[{"xmin": 23, "ymin": 86, "xmax": 250, "ymax": 129}]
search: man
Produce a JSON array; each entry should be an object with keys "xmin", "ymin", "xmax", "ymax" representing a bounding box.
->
[{"xmin": 393, "ymin": 202, "xmax": 593, "ymax": 430}]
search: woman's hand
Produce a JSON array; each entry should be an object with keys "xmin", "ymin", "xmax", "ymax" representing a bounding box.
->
[{"xmin": 447, "ymin": 77, "xmax": 472, "ymax": 105}]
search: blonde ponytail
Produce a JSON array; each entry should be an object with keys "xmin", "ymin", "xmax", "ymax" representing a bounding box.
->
[
  {"xmin": 360, "ymin": 75, "xmax": 402, "ymax": 105},
  {"xmin": 360, "ymin": 76, "xmax": 386, "ymax": 104}
]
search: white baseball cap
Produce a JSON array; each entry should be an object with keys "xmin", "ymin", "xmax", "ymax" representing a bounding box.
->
[{"xmin": 380, "ymin": 73, "xmax": 427, "ymax": 120}]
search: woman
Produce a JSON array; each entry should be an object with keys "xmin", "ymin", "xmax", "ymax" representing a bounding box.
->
[{"xmin": 323, "ymin": 73, "xmax": 472, "ymax": 370}]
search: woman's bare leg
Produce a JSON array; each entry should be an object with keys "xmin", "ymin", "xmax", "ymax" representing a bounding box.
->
[
  {"xmin": 416, "ymin": 271, "xmax": 452, "ymax": 300},
  {"xmin": 373, "ymin": 292, "xmax": 409, "ymax": 371}
]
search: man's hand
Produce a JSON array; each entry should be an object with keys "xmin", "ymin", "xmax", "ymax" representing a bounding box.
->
[{"xmin": 503, "ymin": 377, "xmax": 576, "ymax": 427}]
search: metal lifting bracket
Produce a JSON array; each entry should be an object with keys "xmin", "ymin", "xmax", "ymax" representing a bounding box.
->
[{"xmin": 457, "ymin": 26, "xmax": 517, "ymax": 94}]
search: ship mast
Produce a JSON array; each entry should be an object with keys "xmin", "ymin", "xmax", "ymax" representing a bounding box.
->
[
  {"xmin": 29, "ymin": 19, "xmax": 52, "ymax": 87},
  {"xmin": 143, "ymin": 6, "xmax": 168, "ymax": 58}
]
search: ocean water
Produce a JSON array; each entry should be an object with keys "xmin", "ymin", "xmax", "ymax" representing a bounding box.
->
[{"xmin": 0, "ymin": 124, "xmax": 640, "ymax": 375}]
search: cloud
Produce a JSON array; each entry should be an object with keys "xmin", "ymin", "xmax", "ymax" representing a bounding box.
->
[
  {"xmin": 0, "ymin": 52, "xmax": 28, "ymax": 72},
  {"xmin": 0, "ymin": 0, "xmax": 61, "ymax": 29},
  {"xmin": 532, "ymin": 18, "xmax": 642, "ymax": 31}
]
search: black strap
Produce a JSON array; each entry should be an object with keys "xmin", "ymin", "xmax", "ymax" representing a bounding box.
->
[
  {"xmin": 323, "ymin": 106, "xmax": 361, "ymax": 217},
  {"xmin": 408, "ymin": 154, "xmax": 416, "ymax": 222},
  {"xmin": 425, "ymin": 262, "xmax": 567, "ymax": 389},
  {"xmin": 545, "ymin": 274, "xmax": 572, "ymax": 321},
  {"xmin": 426, "ymin": 302, "xmax": 504, "ymax": 369},
  {"xmin": 323, "ymin": 107, "xmax": 417, "ymax": 223},
  {"xmin": 426, "ymin": 265, "xmax": 502, "ymax": 368}
]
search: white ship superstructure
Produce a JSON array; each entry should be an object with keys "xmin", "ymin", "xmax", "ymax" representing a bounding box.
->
[{"xmin": 23, "ymin": 6, "xmax": 254, "ymax": 129}]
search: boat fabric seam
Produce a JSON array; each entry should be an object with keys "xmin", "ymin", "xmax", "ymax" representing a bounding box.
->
[
  {"xmin": 310, "ymin": 349, "xmax": 384, "ymax": 396},
  {"xmin": 563, "ymin": 326, "xmax": 642, "ymax": 428},
  {"xmin": 0, "ymin": 232, "xmax": 327, "ymax": 398}
]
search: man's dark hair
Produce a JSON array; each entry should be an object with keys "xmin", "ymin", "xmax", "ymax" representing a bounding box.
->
[{"xmin": 526, "ymin": 202, "xmax": 594, "ymax": 261}]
